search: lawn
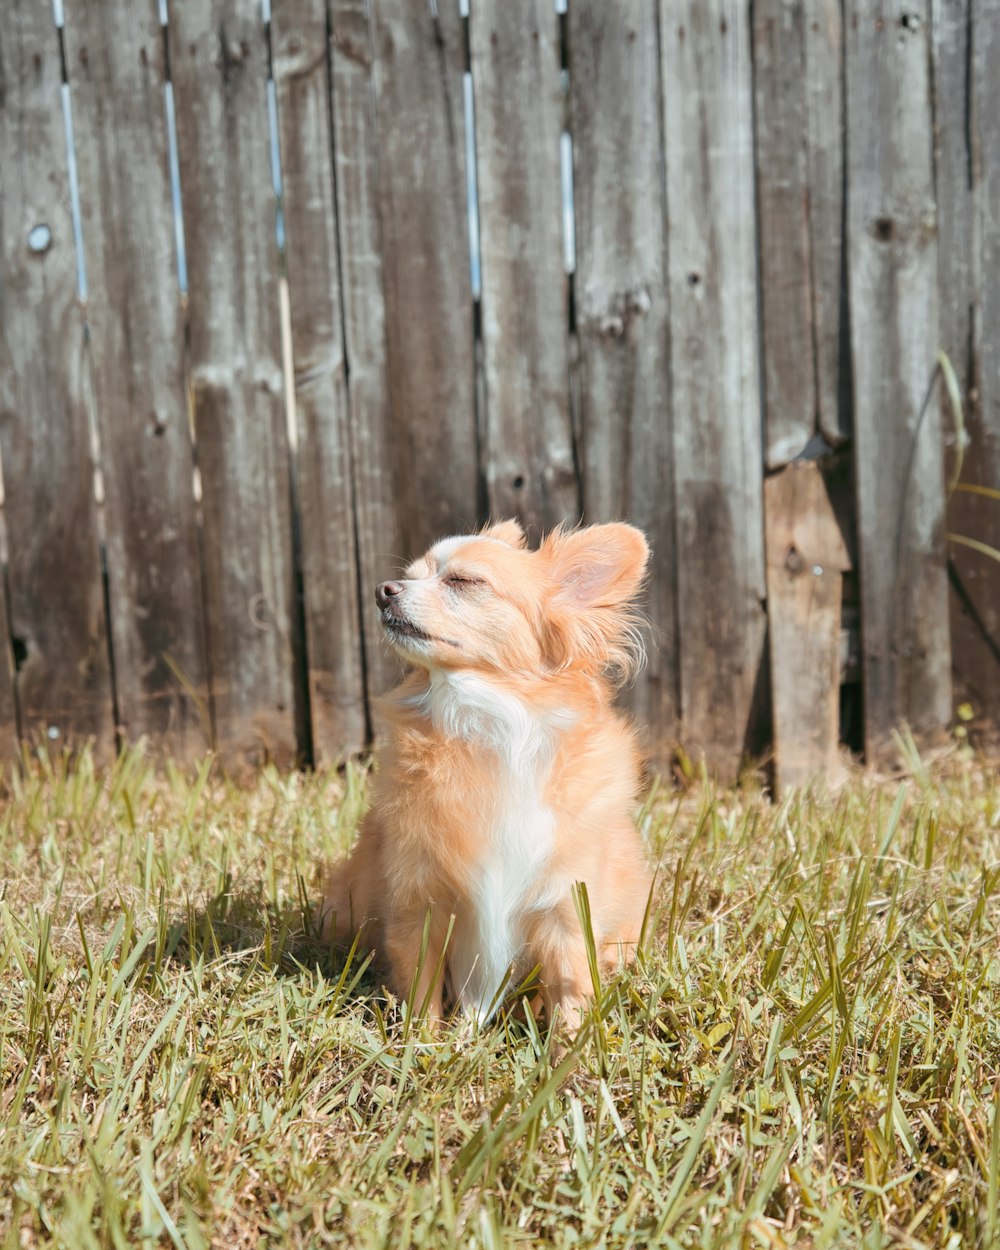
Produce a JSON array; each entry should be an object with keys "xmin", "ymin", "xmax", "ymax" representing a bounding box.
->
[{"xmin": 0, "ymin": 744, "xmax": 998, "ymax": 1248}]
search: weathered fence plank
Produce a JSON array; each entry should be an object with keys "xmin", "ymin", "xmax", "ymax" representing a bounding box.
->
[
  {"xmin": 470, "ymin": 0, "xmax": 577, "ymax": 535},
  {"xmin": 63, "ymin": 0, "xmax": 210, "ymax": 760},
  {"xmin": 660, "ymin": 0, "xmax": 767, "ymax": 778},
  {"xmin": 328, "ymin": 0, "xmax": 402, "ymax": 714},
  {"xmin": 168, "ymin": 1, "xmax": 297, "ymax": 770},
  {"xmin": 846, "ymin": 1, "xmax": 951, "ymax": 756},
  {"xmin": 0, "ymin": 0, "xmax": 115, "ymax": 756},
  {"xmin": 371, "ymin": 0, "xmax": 478, "ymax": 553},
  {"xmin": 931, "ymin": 0, "xmax": 973, "ymax": 402},
  {"xmin": 949, "ymin": 0, "xmax": 1000, "ymax": 725},
  {"xmin": 753, "ymin": 0, "xmax": 817, "ymax": 467},
  {"xmin": 570, "ymin": 0, "xmax": 679, "ymax": 757},
  {"xmin": 753, "ymin": 0, "xmax": 847, "ymax": 466},
  {"xmin": 272, "ymin": 0, "xmax": 367, "ymax": 761},
  {"xmin": 765, "ymin": 461, "xmax": 851, "ymax": 793},
  {"xmin": 805, "ymin": 0, "xmax": 848, "ymax": 450}
]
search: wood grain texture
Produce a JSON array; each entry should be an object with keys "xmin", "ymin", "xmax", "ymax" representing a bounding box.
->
[
  {"xmin": 949, "ymin": 0, "xmax": 1000, "ymax": 723},
  {"xmin": 470, "ymin": 0, "xmax": 577, "ymax": 536},
  {"xmin": 932, "ymin": 0, "xmax": 973, "ymax": 394},
  {"xmin": 570, "ymin": 0, "xmax": 678, "ymax": 758},
  {"xmin": 804, "ymin": 0, "xmax": 849, "ymax": 449},
  {"xmin": 168, "ymin": 1, "xmax": 297, "ymax": 770},
  {"xmin": 371, "ymin": 0, "xmax": 478, "ymax": 552},
  {"xmin": 846, "ymin": 0, "xmax": 951, "ymax": 756},
  {"xmin": 753, "ymin": 0, "xmax": 817, "ymax": 467},
  {"xmin": 271, "ymin": 0, "xmax": 366, "ymax": 761},
  {"xmin": 328, "ymin": 0, "xmax": 404, "ymax": 716},
  {"xmin": 0, "ymin": 0, "xmax": 115, "ymax": 755},
  {"xmin": 765, "ymin": 461, "xmax": 851, "ymax": 793},
  {"xmin": 63, "ymin": 0, "xmax": 210, "ymax": 760},
  {"xmin": 660, "ymin": 0, "xmax": 767, "ymax": 779},
  {"xmin": 754, "ymin": 0, "xmax": 847, "ymax": 465}
]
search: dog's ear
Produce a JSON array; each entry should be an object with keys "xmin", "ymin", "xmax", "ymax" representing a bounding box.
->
[
  {"xmin": 540, "ymin": 524, "xmax": 650, "ymax": 681},
  {"xmin": 482, "ymin": 518, "xmax": 527, "ymax": 549},
  {"xmin": 543, "ymin": 523, "xmax": 649, "ymax": 608}
]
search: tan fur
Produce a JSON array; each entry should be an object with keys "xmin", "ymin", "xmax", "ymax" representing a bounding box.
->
[{"xmin": 322, "ymin": 520, "xmax": 653, "ymax": 1029}]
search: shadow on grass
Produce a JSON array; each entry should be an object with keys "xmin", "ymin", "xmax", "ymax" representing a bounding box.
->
[{"xmin": 162, "ymin": 879, "xmax": 382, "ymax": 1001}]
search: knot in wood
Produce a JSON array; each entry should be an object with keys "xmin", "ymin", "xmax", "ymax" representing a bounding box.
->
[{"xmin": 784, "ymin": 545, "xmax": 807, "ymax": 575}]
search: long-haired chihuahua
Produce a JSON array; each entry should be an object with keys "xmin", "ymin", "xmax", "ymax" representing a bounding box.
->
[{"xmin": 322, "ymin": 519, "xmax": 652, "ymax": 1029}]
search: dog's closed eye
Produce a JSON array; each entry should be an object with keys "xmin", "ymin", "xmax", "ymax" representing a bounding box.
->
[{"xmin": 442, "ymin": 573, "xmax": 486, "ymax": 590}]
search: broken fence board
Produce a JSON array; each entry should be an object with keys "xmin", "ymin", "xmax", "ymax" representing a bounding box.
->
[
  {"xmin": 805, "ymin": 0, "xmax": 849, "ymax": 449},
  {"xmin": 765, "ymin": 461, "xmax": 851, "ymax": 793},
  {"xmin": 754, "ymin": 0, "xmax": 847, "ymax": 466},
  {"xmin": 63, "ymin": 0, "xmax": 211, "ymax": 760},
  {"xmin": 753, "ymin": 0, "xmax": 818, "ymax": 468},
  {"xmin": 168, "ymin": 0, "xmax": 297, "ymax": 771},
  {"xmin": 570, "ymin": 0, "xmax": 679, "ymax": 760},
  {"xmin": 0, "ymin": 0, "xmax": 115, "ymax": 757},
  {"xmin": 272, "ymin": 0, "xmax": 367, "ymax": 761}
]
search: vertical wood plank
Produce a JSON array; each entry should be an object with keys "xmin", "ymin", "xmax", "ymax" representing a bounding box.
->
[
  {"xmin": 950, "ymin": 0, "xmax": 1000, "ymax": 722},
  {"xmin": 753, "ymin": 0, "xmax": 817, "ymax": 468},
  {"xmin": 805, "ymin": 1, "xmax": 849, "ymax": 449},
  {"xmin": 846, "ymin": 0, "xmax": 951, "ymax": 755},
  {"xmin": 62, "ymin": 0, "xmax": 211, "ymax": 760},
  {"xmin": 660, "ymin": 0, "xmax": 767, "ymax": 779},
  {"xmin": 329, "ymin": 0, "xmax": 402, "ymax": 711},
  {"xmin": 0, "ymin": 0, "xmax": 115, "ymax": 755},
  {"xmin": 570, "ymin": 0, "xmax": 679, "ymax": 758},
  {"xmin": 931, "ymin": 0, "xmax": 973, "ymax": 396},
  {"xmin": 765, "ymin": 461, "xmax": 851, "ymax": 793},
  {"xmin": 371, "ymin": 0, "xmax": 478, "ymax": 552},
  {"xmin": 271, "ymin": 0, "xmax": 366, "ymax": 761},
  {"xmin": 0, "ymin": 569, "xmax": 18, "ymax": 759},
  {"xmin": 168, "ymin": 1, "xmax": 297, "ymax": 770},
  {"xmin": 754, "ymin": 0, "xmax": 847, "ymax": 466},
  {"xmin": 470, "ymin": 0, "xmax": 577, "ymax": 535}
]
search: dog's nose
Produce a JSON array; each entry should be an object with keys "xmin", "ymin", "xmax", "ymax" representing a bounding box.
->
[{"xmin": 376, "ymin": 580, "xmax": 403, "ymax": 609}]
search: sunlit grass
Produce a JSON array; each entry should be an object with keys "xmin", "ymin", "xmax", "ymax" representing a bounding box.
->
[{"xmin": 1, "ymin": 743, "xmax": 998, "ymax": 1248}]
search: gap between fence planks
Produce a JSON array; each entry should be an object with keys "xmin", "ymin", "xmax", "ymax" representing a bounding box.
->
[
  {"xmin": 569, "ymin": 0, "xmax": 680, "ymax": 763},
  {"xmin": 0, "ymin": 0, "xmax": 116, "ymax": 758},
  {"xmin": 661, "ymin": 0, "xmax": 767, "ymax": 781},
  {"xmin": 470, "ymin": 0, "xmax": 578, "ymax": 537},
  {"xmin": 271, "ymin": 0, "xmax": 367, "ymax": 763},
  {"xmin": 168, "ymin": 0, "xmax": 297, "ymax": 772},
  {"xmin": 63, "ymin": 0, "xmax": 211, "ymax": 762},
  {"xmin": 846, "ymin": 1, "xmax": 952, "ymax": 758}
]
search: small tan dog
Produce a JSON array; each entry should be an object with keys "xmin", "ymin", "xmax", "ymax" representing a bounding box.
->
[{"xmin": 322, "ymin": 520, "xmax": 652, "ymax": 1027}]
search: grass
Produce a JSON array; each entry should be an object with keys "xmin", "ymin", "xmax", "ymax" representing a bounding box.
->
[{"xmin": 0, "ymin": 745, "xmax": 999, "ymax": 1248}]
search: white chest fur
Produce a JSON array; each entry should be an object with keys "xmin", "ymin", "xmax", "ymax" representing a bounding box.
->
[{"xmin": 416, "ymin": 671, "xmax": 570, "ymax": 1021}]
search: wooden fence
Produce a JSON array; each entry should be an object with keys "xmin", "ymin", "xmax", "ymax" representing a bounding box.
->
[{"xmin": 0, "ymin": 0, "xmax": 997, "ymax": 785}]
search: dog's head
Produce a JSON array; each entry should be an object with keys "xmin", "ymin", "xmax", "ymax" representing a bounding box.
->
[{"xmin": 376, "ymin": 520, "xmax": 649, "ymax": 683}]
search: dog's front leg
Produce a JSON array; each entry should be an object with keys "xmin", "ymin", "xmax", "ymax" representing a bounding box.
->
[
  {"xmin": 384, "ymin": 908, "xmax": 450, "ymax": 1025},
  {"xmin": 525, "ymin": 904, "xmax": 594, "ymax": 1032}
]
